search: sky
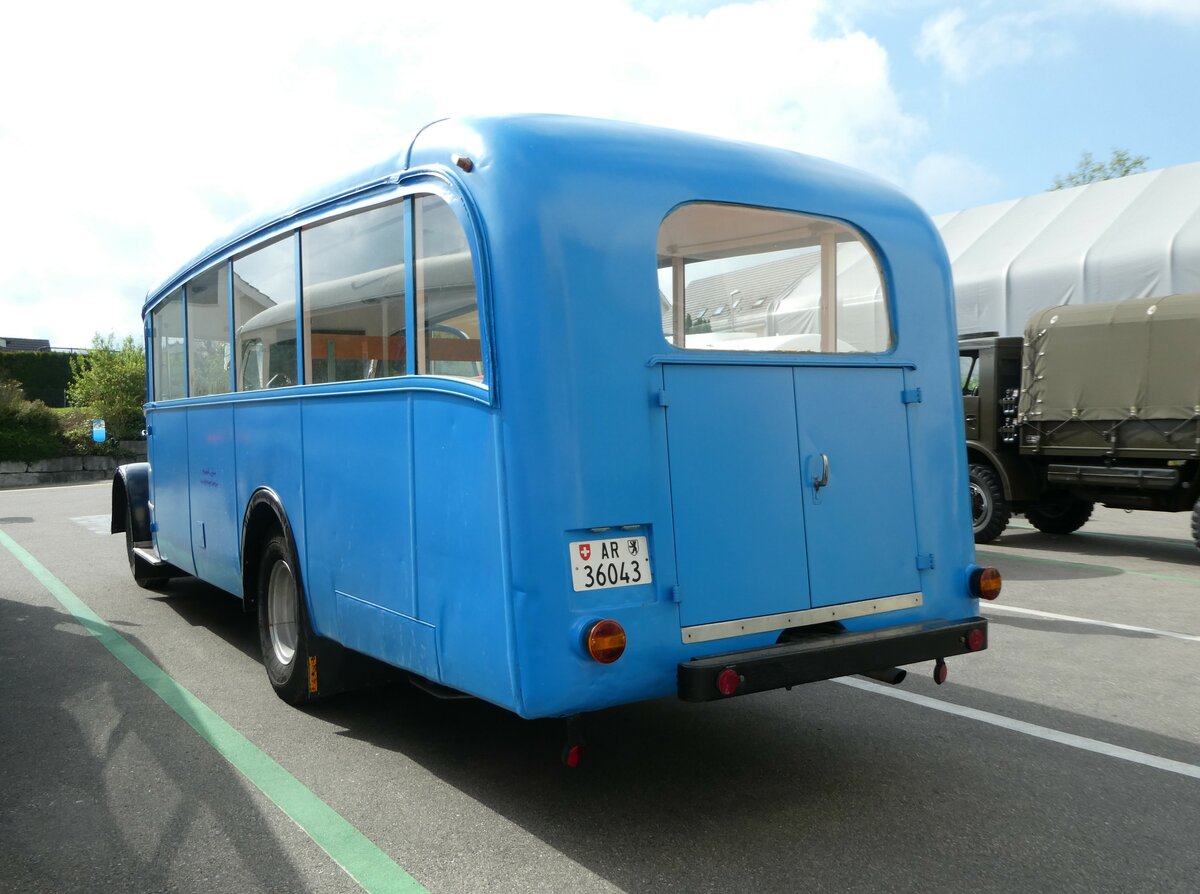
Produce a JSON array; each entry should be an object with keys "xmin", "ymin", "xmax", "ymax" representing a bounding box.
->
[{"xmin": 1, "ymin": 0, "xmax": 1197, "ymax": 349}]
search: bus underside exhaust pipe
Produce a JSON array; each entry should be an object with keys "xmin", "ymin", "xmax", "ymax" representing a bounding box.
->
[{"xmin": 861, "ymin": 667, "xmax": 907, "ymax": 685}]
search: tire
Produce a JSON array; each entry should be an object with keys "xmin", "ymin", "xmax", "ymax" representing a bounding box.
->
[
  {"xmin": 125, "ymin": 502, "xmax": 171, "ymax": 590},
  {"xmin": 969, "ymin": 463, "xmax": 1010, "ymax": 544},
  {"xmin": 257, "ymin": 532, "xmax": 318, "ymax": 705},
  {"xmin": 256, "ymin": 531, "xmax": 357, "ymax": 705},
  {"xmin": 1190, "ymin": 496, "xmax": 1200, "ymax": 551},
  {"xmin": 1025, "ymin": 492, "xmax": 1093, "ymax": 535}
]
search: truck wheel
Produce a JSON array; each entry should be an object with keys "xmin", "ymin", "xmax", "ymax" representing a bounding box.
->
[
  {"xmin": 1025, "ymin": 492, "xmax": 1093, "ymax": 535},
  {"xmin": 1191, "ymin": 497, "xmax": 1200, "ymax": 551},
  {"xmin": 969, "ymin": 463, "xmax": 1010, "ymax": 544}
]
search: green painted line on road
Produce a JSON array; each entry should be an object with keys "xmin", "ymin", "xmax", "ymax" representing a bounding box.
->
[
  {"xmin": 977, "ymin": 547, "xmax": 1200, "ymax": 585},
  {"xmin": 0, "ymin": 528, "xmax": 427, "ymax": 894}
]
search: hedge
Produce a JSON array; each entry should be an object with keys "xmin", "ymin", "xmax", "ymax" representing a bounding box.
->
[{"xmin": 0, "ymin": 351, "xmax": 79, "ymax": 408}]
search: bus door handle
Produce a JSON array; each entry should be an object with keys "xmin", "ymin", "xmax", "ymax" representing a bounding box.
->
[{"xmin": 811, "ymin": 453, "xmax": 829, "ymax": 492}]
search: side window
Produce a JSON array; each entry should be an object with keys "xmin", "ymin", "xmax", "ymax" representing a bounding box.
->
[
  {"xmin": 657, "ymin": 203, "xmax": 891, "ymax": 353},
  {"xmin": 186, "ymin": 265, "xmax": 232, "ymax": 397},
  {"xmin": 961, "ymin": 353, "xmax": 980, "ymax": 395},
  {"xmin": 414, "ymin": 194, "xmax": 484, "ymax": 382},
  {"xmin": 150, "ymin": 290, "xmax": 185, "ymax": 401},
  {"xmin": 301, "ymin": 203, "xmax": 406, "ymax": 384},
  {"xmin": 234, "ymin": 235, "xmax": 297, "ymax": 391}
]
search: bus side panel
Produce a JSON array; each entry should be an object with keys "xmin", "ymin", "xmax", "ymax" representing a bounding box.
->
[
  {"xmin": 300, "ymin": 393, "xmax": 432, "ymax": 677},
  {"xmin": 232, "ymin": 400, "xmax": 312, "ymax": 619},
  {"xmin": 147, "ymin": 406, "xmax": 196, "ymax": 576},
  {"xmin": 413, "ymin": 396, "xmax": 514, "ymax": 708},
  {"xmin": 187, "ymin": 404, "xmax": 242, "ymax": 597}
]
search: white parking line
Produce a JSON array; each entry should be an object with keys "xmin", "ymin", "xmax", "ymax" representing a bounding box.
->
[
  {"xmin": 986, "ymin": 603, "xmax": 1200, "ymax": 643},
  {"xmin": 836, "ymin": 677, "xmax": 1200, "ymax": 781}
]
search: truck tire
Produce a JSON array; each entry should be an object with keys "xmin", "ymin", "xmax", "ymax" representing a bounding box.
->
[
  {"xmin": 1025, "ymin": 492, "xmax": 1093, "ymax": 535},
  {"xmin": 1191, "ymin": 497, "xmax": 1200, "ymax": 552},
  {"xmin": 969, "ymin": 463, "xmax": 1010, "ymax": 544}
]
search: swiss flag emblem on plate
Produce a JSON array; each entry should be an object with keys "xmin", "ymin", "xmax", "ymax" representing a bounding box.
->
[{"xmin": 578, "ymin": 543, "xmax": 591, "ymax": 561}]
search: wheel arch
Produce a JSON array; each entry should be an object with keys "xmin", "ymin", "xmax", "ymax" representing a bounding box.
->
[
  {"xmin": 965, "ymin": 443, "xmax": 1040, "ymax": 503},
  {"xmin": 111, "ymin": 462, "xmax": 152, "ymax": 542},
  {"xmin": 241, "ymin": 487, "xmax": 303, "ymax": 612}
]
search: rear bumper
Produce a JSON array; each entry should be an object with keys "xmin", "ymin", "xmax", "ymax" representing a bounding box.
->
[{"xmin": 677, "ymin": 617, "xmax": 987, "ymax": 702}]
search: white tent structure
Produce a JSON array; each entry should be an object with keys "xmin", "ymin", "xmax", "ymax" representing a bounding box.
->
[
  {"xmin": 936, "ymin": 161, "xmax": 1200, "ymax": 337},
  {"xmin": 661, "ymin": 160, "xmax": 1200, "ymax": 347}
]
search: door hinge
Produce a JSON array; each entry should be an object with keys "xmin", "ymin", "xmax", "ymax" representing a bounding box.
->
[
  {"xmin": 916, "ymin": 553, "xmax": 935, "ymax": 570},
  {"xmin": 656, "ymin": 390, "xmax": 670, "ymax": 408},
  {"xmin": 902, "ymin": 388, "xmax": 923, "ymax": 405},
  {"xmin": 671, "ymin": 585, "xmax": 683, "ymax": 603}
]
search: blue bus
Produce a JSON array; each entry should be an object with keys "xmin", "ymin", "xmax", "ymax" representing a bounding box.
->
[{"xmin": 113, "ymin": 116, "xmax": 999, "ymax": 753}]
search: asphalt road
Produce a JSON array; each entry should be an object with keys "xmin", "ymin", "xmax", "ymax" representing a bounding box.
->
[{"xmin": 2, "ymin": 483, "xmax": 1198, "ymax": 893}]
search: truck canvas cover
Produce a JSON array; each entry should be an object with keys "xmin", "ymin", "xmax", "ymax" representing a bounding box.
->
[{"xmin": 1019, "ymin": 293, "xmax": 1200, "ymax": 454}]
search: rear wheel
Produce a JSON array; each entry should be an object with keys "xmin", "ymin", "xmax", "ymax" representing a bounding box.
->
[
  {"xmin": 1026, "ymin": 492, "xmax": 1093, "ymax": 535},
  {"xmin": 257, "ymin": 532, "xmax": 317, "ymax": 705},
  {"xmin": 969, "ymin": 463, "xmax": 1010, "ymax": 543},
  {"xmin": 256, "ymin": 530, "xmax": 362, "ymax": 704}
]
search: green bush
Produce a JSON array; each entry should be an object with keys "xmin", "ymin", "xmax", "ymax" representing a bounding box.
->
[
  {"xmin": 68, "ymin": 334, "xmax": 146, "ymax": 439},
  {"xmin": 57, "ymin": 407, "xmax": 127, "ymax": 458},
  {"xmin": 0, "ymin": 380, "xmax": 130, "ymax": 462},
  {"xmin": 0, "ymin": 379, "xmax": 63, "ymax": 461},
  {"xmin": 0, "ymin": 351, "xmax": 77, "ymax": 407}
]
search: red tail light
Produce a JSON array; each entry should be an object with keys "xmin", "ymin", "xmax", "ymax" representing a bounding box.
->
[
  {"xmin": 966, "ymin": 627, "xmax": 986, "ymax": 652},
  {"xmin": 716, "ymin": 667, "xmax": 741, "ymax": 696}
]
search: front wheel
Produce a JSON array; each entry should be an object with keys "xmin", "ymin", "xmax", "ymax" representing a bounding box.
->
[
  {"xmin": 125, "ymin": 502, "xmax": 172, "ymax": 590},
  {"xmin": 1025, "ymin": 492, "xmax": 1093, "ymax": 535},
  {"xmin": 969, "ymin": 463, "xmax": 1010, "ymax": 544}
]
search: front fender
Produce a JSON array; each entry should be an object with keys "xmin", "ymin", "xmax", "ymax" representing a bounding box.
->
[{"xmin": 111, "ymin": 462, "xmax": 153, "ymax": 543}]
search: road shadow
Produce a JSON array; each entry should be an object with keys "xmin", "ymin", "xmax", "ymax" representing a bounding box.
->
[
  {"xmin": 975, "ymin": 546, "xmax": 1122, "ymax": 582},
  {"xmin": 992, "ymin": 527, "xmax": 1200, "ymax": 568},
  {"xmin": 147, "ymin": 576, "xmax": 262, "ymax": 662},
  {"xmin": 0, "ymin": 594, "xmax": 334, "ymax": 894},
  {"xmin": 302, "ymin": 663, "xmax": 1200, "ymax": 894},
  {"xmin": 100, "ymin": 570, "xmax": 1200, "ymax": 892}
]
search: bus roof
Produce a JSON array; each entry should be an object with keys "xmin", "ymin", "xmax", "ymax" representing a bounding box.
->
[{"xmin": 143, "ymin": 114, "xmax": 923, "ymax": 316}]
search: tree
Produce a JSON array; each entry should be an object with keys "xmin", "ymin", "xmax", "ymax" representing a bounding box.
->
[
  {"xmin": 1051, "ymin": 148, "xmax": 1148, "ymax": 190},
  {"xmin": 67, "ymin": 334, "xmax": 147, "ymax": 438}
]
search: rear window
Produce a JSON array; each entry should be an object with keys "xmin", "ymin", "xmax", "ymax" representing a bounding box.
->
[{"xmin": 658, "ymin": 203, "xmax": 891, "ymax": 353}]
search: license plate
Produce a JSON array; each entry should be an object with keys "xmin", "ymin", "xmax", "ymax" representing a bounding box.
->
[{"xmin": 569, "ymin": 536, "xmax": 652, "ymax": 592}]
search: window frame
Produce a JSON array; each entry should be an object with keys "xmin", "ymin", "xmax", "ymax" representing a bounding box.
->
[
  {"xmin": 657, "ymin": 201, "xmax": 894, "ymax": 356},
  {"xmin": 142, "ymin": 173, "xmax": 493, "ymax": 406}
]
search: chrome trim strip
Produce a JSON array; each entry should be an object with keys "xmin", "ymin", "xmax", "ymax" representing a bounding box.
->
[{"xmin": 680, "ymin": 592, "xmax": 923, "ymax": 644}]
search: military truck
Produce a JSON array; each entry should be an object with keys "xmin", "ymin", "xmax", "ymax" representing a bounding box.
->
[{"xmin": 961, "ymin": 293, "xmax": 1200, "ymax": 548}]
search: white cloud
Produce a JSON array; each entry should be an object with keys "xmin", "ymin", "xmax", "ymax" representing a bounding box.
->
[
  {"xmin": 907, "ymin": 151, "xmax": 1003, "ymax": 215},
  {"xmin": 916, "ymin": 8, "xmax": 1071, "ymax": 81},
  {"xmin": 0, "ymin": 0, "xmax": 922, "ymax": 348}
]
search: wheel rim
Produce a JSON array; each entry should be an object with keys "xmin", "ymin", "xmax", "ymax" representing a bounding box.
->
[
  {"xmin": 266, "ymin": 559, "xmax": 299, "ymax": 667},
  {"xmin": 970, "ymin": 481, "xmax": 990, "ymax": 528}
]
